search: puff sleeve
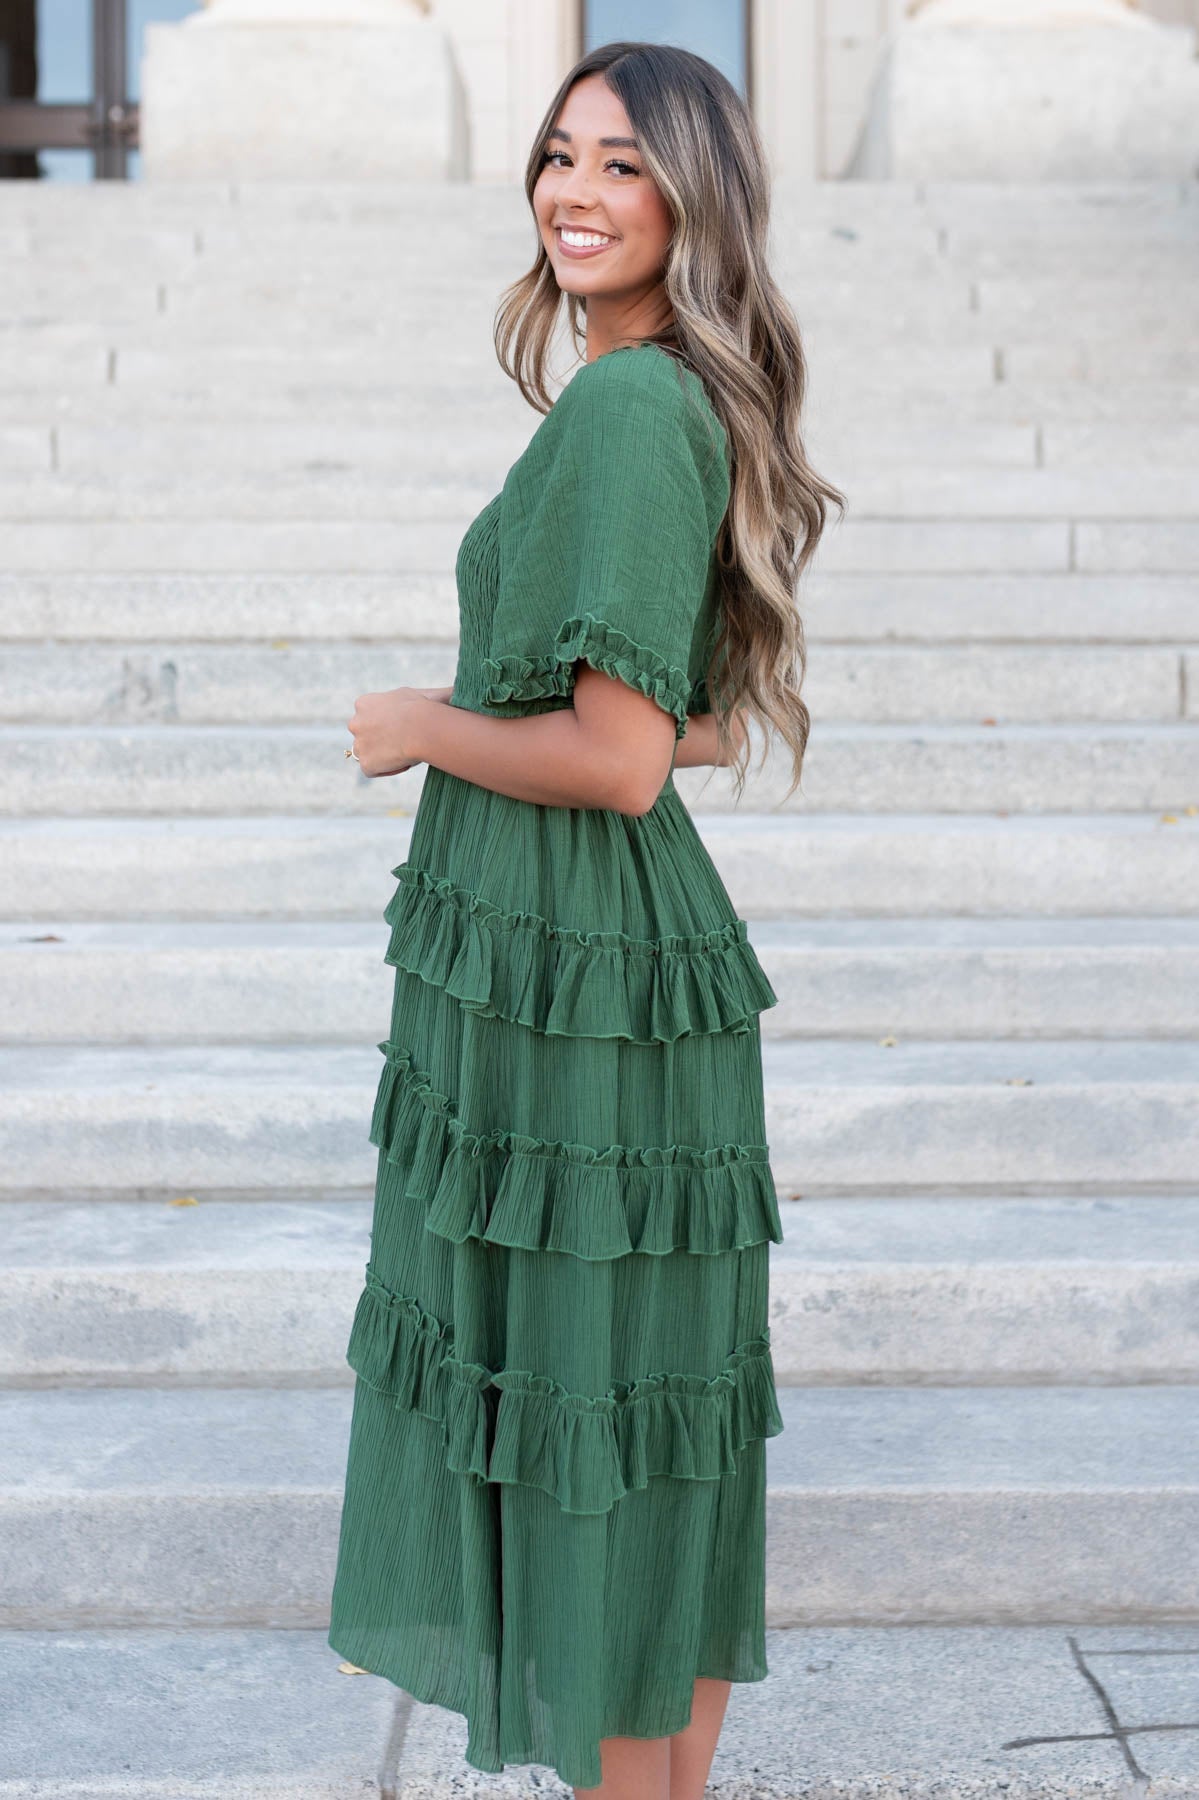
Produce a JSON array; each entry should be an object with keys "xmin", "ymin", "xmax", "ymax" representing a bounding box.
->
[{"xmin": 481, "ymin": 349, "xmax": 727, "ymax": 742}]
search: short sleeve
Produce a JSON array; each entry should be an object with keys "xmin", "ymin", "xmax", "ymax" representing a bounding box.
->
[{"xmin": 481, "ymin": 349, "xmax": 726, "ymax": 742}]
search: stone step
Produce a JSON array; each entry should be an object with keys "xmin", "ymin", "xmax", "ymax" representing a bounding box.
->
[
  {"xmin": 19, "ymin": 235, "xmax": 1187, "ymax": 288},
  {"xmin": 767, "ymin": 1384, "xmax": 1199, "ymax": 1624},
  {"xmin": 2, "ymin": 464, "xmax": 1198, "ymax": 521},
  {"xmin": 1, "ymin": 1039, "xmax": 1195, "ymax": 1196},
  {"xmin": 3, "ymin": 570, "xmax": 1194, "ymax": 643},
  {"xmin": 1, "ymin": 722, "xmax": 1194, "ymax": 815},
  {"xmin": 391, "ymin": 1622, "xmax": 1199, "ymax": 1798},
  {"xmin": 1, "ymin": 641, "xmax": 1187, "ymax": 726},
  {"xmin": 773, "ymin": 1194, "xmax": 1199, "ymax": 1384},
  {"xmin": 1042, "ymin": 420, "xmax": 1199, "ymax": 468},
  {"xmin": 802, "ymin": 574, "xmax": 1199, "ymax": 644},
  {"xmin": 6, "ymin": 338, "xmax": 1199, "ymax": 399},
  {"xmin": 2, "ymin": 1622, "xmax": 1196, "ymax": 1798},
  {"xmin": 6, "ymin": 515, "xmax": 1191, "ymax": 573},
  {"xmin": 0, "ymin": 340, "xmax": 984, "ymax": 391},
  {"xmin": 0, "ymin": 1381, "xmax": 1194, "ymax": 1625},
  {"xmin": 3, "ymin": 168, "xmax": 1184, "ymax": 212},
  {"xmin": 1, "ymin": 1194, "xmax": 1194, "ymax": 1387},
  {"xmin": 5, "ymin": 375, "xmax": 1197, "ymax": 426},
  {"xmin": 13, "ymin": 236, "xmax": 1179, "ymax": 291},
  {"xmin": 32, "ymin": 416, "xmax": 1056, "ymax": 478},
  {"xmin": 19, "ymin": 414, "xmax": 1197, "ymax": 475},
  {"xmin": 758, "ymin": 1036, "xmax": 1199, "ymax": 1196},
  {"xmin": 0, "ymin": 1627, "xmax": 400, "ymax": 1800},
  {"xmin": 996, "ymin": 345, "xmax": 1199, "ymax": 385},
  {"xmin": 0, "ymin": 429, "xmax": 45, "ymax": 474},
  {"xmin": 4, "ymin": 813, "xmax": 1196, "ymax": 920},
  {"xmin": 13, "ymin": 204, "xmax": 1186, "ymax": 262},
  {"xmin": 14, "ymin": 289, "xmax": 1199, "ymax": 346},
  {"xmin": 5, "ymin": 917, "xmax": 1197, "ymax": 1045},
  {"xmin": 14, "ymin": 196, "xmax": 1187, "ymax": 251},
  {"xmin": 22, "ymin": 253, "xmax": 1198, "ymax": 327}
]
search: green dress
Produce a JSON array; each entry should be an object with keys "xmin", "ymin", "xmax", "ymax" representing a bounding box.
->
[{"xmin": 327, "ymin": 341, "xmax": 785, "ymax": 1790}]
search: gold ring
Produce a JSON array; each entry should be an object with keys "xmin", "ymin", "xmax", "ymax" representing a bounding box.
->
[{"xmin": 345, "ymin": 747, "xmax": 359, "ymax": 761}]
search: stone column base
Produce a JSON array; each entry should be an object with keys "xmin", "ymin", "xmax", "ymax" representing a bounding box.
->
[
  {"xmin": 139, "ymin": 3, "xmax": 465, "ymax": 182},
  {"xmin": 847, "ymin": 0, "xmax": 1199, "ymax": 181}
]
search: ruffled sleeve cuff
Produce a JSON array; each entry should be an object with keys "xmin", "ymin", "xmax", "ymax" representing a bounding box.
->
[{"xmin": 481, "ymin": 612, "xmax": 695, "ymax": 741}]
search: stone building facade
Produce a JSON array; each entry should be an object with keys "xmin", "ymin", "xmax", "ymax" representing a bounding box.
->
[{"xmin": 136, "ymin": 0, "xmax": 1199, "ymax": 185}]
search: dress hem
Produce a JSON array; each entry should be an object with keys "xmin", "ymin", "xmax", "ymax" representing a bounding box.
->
[{"xmin": 326, "ymin": 1627, "xmax": 770, "ymax": 1790}]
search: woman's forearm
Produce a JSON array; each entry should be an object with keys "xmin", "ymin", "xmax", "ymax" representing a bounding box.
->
[
  {"xmin": 349, "ymin": 687, "xmax": 733, "ymax": 814},
  {"xmin": 415, "ymin": 706, "xmax": 733, "ymax": 806},
  {"xmin": 416, "ymin": 699, "xmax": 653, "ymax": 812}
]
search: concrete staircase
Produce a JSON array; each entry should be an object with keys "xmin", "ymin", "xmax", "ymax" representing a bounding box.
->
[{"xmin": 1, "ymin": 178, "xmax": 1197, "ymax": 1797}]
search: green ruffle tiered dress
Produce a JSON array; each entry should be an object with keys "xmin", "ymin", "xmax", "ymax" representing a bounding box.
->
[{"xmin": 327, "ymin": 342, "xmax": 785, "ymax": 1790}]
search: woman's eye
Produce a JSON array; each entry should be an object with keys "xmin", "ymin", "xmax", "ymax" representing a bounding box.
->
[{"xmin": 539, "ymin": 150, "xmax": 639, "ymax": 176}]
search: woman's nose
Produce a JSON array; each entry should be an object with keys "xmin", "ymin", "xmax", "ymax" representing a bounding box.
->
[{"xmin": 556, "ymin": 167, "xmax": 597, "ymax": 207}]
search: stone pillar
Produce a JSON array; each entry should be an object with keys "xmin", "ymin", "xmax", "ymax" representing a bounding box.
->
[
  {"xmin": 139, "ymin": 0, "xmax": 467, "ymax": 181},
  {"xmin": 845, "ymin": 0, "xmax": 1199, "ymax": 180}
]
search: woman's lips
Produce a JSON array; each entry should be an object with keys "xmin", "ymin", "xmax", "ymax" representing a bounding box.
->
[{"xmin": 555, "ymin": 227, "xmax": 618, "ymax": 259}]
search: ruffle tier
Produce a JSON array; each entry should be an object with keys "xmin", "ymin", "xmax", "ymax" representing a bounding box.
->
[
  {"xmin": 382, "ymin": 863, "xmax": 779, "ymax": 1044},
  {"xmin": 480, "ymin": 611, "xmax": 706, "ymax": 742},
  {"xmin": 370, "ymin": 1040, "xmax": 785, "ymax": 1261},
  {"xmin": 346, "ymin": 1259, "xmax": 784, "ymax": 1517}
]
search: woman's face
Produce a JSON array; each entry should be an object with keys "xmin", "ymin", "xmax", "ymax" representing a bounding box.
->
[{"xmin": 532, "ymin": 73, "xmax": 673, "ymax": 320}]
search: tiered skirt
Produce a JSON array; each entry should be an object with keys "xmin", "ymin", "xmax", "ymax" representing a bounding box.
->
[{"xmin": 327, "ymin": 761, "xmax": 785, "ymax": 1790}]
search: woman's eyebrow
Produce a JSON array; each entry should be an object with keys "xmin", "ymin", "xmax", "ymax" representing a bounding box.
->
[{"xmin": 546, "ymin": 127, "xmax": 640, "ymax": 149}]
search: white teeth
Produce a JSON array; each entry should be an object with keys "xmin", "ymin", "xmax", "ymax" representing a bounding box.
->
[{"xmin": 560, "ymin": 230, "xmax": 612, "ymax": 247}]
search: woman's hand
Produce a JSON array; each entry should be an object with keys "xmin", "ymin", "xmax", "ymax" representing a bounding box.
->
[{"xmin": 347, "ymin": 685, "xmax": 454, "ymax": 777}]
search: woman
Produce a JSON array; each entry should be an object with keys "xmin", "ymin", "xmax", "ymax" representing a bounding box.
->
[{"xmin": 327, "ymin": 39, "xmax": 844, "ymax": 1800}]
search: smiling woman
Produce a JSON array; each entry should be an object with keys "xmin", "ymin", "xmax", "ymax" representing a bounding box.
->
[
  {"xmin": 327, "ymin": 37, "xmax": 842, "ymax": 1800},
  {"xmin": 531, "ymin": 81, "xmax": 678, "ymax": 362}
]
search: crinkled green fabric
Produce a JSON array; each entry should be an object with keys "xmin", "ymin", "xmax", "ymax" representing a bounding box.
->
[{"xmin": 327, "ymin": 343, "xmax": 784, "ymax": 1790}]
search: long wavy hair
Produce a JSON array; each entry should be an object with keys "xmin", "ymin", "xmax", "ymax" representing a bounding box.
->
[{"xmin": 493, "ymin": 39, "xmax": 846, "ymax": 803}]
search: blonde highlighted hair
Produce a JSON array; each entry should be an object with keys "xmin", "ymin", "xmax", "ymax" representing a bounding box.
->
[{"xmin": 493, "ymin": 39, "xmax": 847, "ymax": 803}]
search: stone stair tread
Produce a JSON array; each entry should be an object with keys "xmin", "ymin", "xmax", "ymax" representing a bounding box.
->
[
  {"xmin": 1, "ymin": 1036, "xmax": 1196, "ymax": 1090},
  {"xmin": 1, "ymin": 1382, "xmax": 1195, "ymax": 1493},
  {"xmin": 770, "ymin": 1192, "xmax": 1199, "ymax": 1265},
  {"xmin": 0, "ymin": 465, "xmax": 1198, "ymax": 518},
  {"xmin": 3, "ymin": 811, "xmax": 1196, "ymax": 924},
  {"xmin": 767, "ymin": 1386, "xmax": 1199, "ymax": 1489},
  {"xmin": 1, "ymin": 721, "xmax": 1195, "ymax": 818},
  {"xmin": 2, "ymin": 1194, "xmax": 1196, "ymax": 1389},
  {"xmin": 7, "ymin": 379, "xmax": 1199, "ymax": 424},
  {"xmin": 761, "ymin": 1036, "xmax": 1199, "ymax": 1085},
  {"xmin": 3, "ymin": 1623, "xmax": 1196, "ymax": 1798},
  {"xmin": 0, "ymin": 1040, "xmax": 382, "ymax": 1091},
  {"xmin": 0, "ymin": 1195, "xmax": 375, "ymax": 1269},
  {"xmin": 399, "ymin": 1622, "xmax": 1199, "ymax": 1798},
  {"xmin": 2, "ymin": 570, "xmax": 1195, "ymax": 644},
  {"xmin": 4, "ymin": 1191, "xmax": 1195, "ymax": 1272},
  {"xmin": 3, "ymin": 1386, "xmax": 1195, "ymax": 1625},
  {"xmin": 5, "ymin": 913, "xmax": 1199, "ymax": 952},
  {"xmin": 6, "ymin": 914, "xmax": 1198, "ymax": 1048},
  {"xmin": 0, "ymin": 1627, "xmax": 400, "ymax": 1799}
]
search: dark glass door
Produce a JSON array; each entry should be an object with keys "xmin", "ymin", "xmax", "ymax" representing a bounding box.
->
[
  {"xmin": 0, "ymin": 0, "xmax": 130, "ymax": 178},
  {"xmin": 0, "ymin": 0, "xmax": 194, "ymax": 178}
]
